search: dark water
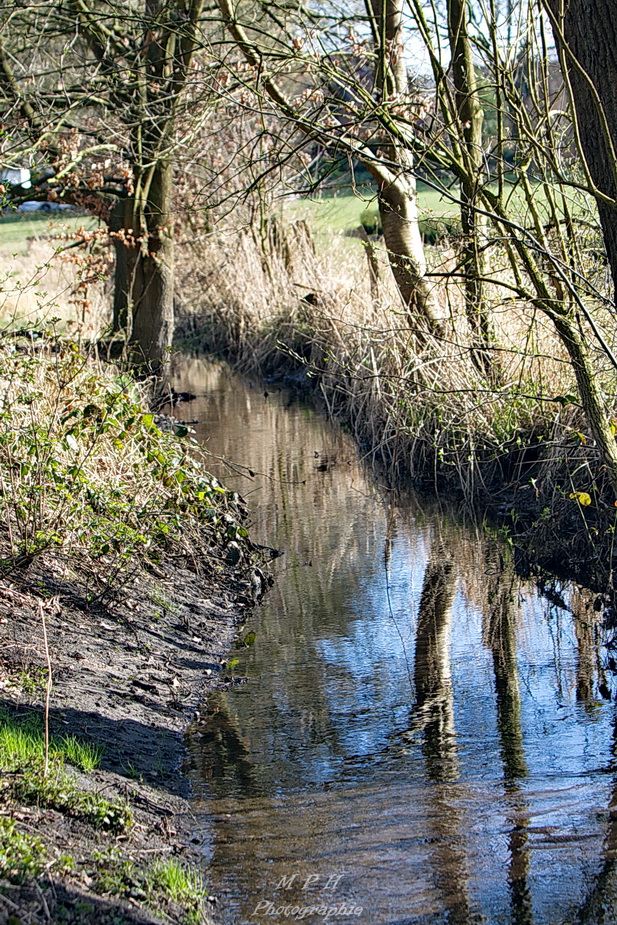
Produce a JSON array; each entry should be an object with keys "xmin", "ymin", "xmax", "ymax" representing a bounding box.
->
[{"xmin": 172, "ymin": 356, "xmax": 617, "ymax": 925}]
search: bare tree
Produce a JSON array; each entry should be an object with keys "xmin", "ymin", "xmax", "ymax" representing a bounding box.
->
[
  {"xmin": 214, "ymin": 0, "xmax": 444, "ymax": 337},
  {"xmin": 0, "ymin": 0, "xmax": 209, "ymax": 373},
  {"xmin": 543, "ymin": 0, "xmax": 617, "ymax": 295}
]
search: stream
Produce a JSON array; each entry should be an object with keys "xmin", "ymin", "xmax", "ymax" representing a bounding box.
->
[{"xmin": 171, "ymin": 355, "xmax": 617, "ymax": 925}]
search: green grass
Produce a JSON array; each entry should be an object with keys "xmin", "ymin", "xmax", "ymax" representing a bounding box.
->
[
  {"xmin": 285, "ymin": 182, "xmax": 457, "ymax": 236},
  {"xmin": 0, "ymin": 210, "xmax": 99, "ymax": 254},
  {"xmin": 92, "ymin": 850, "xmax": 209, "ymax": 924},
  {"xmin": 0, "ymin": 709, "xmax": 129, "ymax": 833},
  {"xmin": 284, "ymin": 178, "xmax": 594, "ymax": 244},
  {"xmin": 149, "ymin": 858, "xmax": 207, "ymax": 909},
  {"xmin": 58, "ymin": 734, "xmax": 104, "ymax": 772},
  {"xmin": 0, "ymin": 709, "xmax": 103, "ymax": 772}
]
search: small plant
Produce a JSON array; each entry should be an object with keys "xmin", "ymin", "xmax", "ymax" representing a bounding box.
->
[
  {"xmin": 227, "ymin": 657, "xmax": 240, "ymax": 677},
  {"xmin": 55, "ymin": 734, "xmax": 103, "ymax": 772},
  {"xmin": 149, "ymin": 858, "xmax": 208, "ymax": 922},
  {"xmin": 91, "ymin": 849, "xmax": 209, "ymax": 924},
  {"xmin": 150, "ymin": 585, "xmax": 179, "ymax": 616},
  {"xmin": 0, "ymin": 818, "xmax": 48, "ymax": 883},
  {"xmin": 16, "ymin": 666, "xmax": 47, "ymax": 695},
  {"xmin": 92, "ymin": 848, "xmax": 139, "ymax": 895},
  {"xmin": 12, "ymin": 770, "xmax": 133, "ymax": 834},
  {"xmin": 124, "ymin": 761, "xmax": 144, "ymax": 782}
]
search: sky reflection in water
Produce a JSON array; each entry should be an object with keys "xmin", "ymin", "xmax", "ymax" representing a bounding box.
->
[{"xmin": 173, "ymin": 357, "xmax": 617, "ymax": 925}]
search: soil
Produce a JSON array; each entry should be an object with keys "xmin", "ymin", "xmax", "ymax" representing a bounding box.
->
[{"xmin": 0, "ymin": 549, "xmax": 260, "ymax": 924}]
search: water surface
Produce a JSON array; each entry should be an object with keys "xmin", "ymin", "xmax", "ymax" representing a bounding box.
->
[{"xmin": 172, "ymin": 356, "xmax": 617, "ymax": 925}]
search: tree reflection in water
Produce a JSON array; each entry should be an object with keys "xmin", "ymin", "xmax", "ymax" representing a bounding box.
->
[{"xmin": 174, "ymin": 358, "xmax": 617, "ymax": 925}]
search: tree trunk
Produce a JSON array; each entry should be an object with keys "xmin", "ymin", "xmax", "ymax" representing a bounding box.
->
[
  {"xmin": 447, "ymin": 0, "xmax": 495, "ymax": 378},
  {"xmin": 129, "ymin": 159, "xmax": 175, "ymax": 375},
  {"xmin": 377, "ymin": 172, "xmax": 444, "ymax": 334},
  {"xmin": 365, "ymin": 0, "xmax": 444, "ymax": 336},
  {"xmin": 109, "ymin": 198, "xmax": 139, "ymax": 335},
  {"xmin": 546, "ymin": 0, "xmax": 617, "ymax": 292}
]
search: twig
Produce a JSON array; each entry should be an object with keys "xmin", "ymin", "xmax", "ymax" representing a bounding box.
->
[
  {"xmin": 33, "ymin": 879, "xmax": 51, "ymax": 921},
  {"xmin": 39, "ymin": 600, "xmax": 53, "ymax": 779}
]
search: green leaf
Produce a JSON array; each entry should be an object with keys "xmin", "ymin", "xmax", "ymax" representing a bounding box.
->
[{"xmin": 244, "ymin": 631, "xmax": 256, "ymax": 647}]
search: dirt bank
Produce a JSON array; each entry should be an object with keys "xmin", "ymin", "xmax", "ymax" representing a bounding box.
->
[{"xmin": 0, "ymin": 547, "xmax": 260, "ymax": 924}]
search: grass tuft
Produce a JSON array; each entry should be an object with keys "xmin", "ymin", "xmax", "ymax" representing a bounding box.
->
[
  {"xmin": 91, "ymin": 848, "xmax": 209, "ymax": 924},
  {"xmin": 55, "ymin": 734, "xmax": 103, "ymax": 772},
  {"xmin": 149, "ymin": 857, "xmax": 207, "ymax": 907},
  {"xmin": 0, "ymin": 710, "xmax": 130, "ymax": 834},
  {"xmin": 0, "ymin": 709, "xmax": 102, "ymax": 772}
]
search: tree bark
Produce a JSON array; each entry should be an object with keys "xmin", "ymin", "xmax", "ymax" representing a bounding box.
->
[
  {"xmin": 546, "ymin": 0, "xmax": 617, "ymax": 292},
  {"xmin": 109, "ymin": 198, "xmax": 139, "ymax": 334},
  {"xmin": 129, "ymin": 159, "xmax": 175, "ymax": 375},
  {"xmin": 364, "ymin": 0, "xmax": 444, "ymax": 334},
  {"xmin": 376, "ymin": 170, "xmax": 444, "ymax": 333},
  {"xmin": 447, "ymin": 0, "xmax": 495, "ymax": 377}
]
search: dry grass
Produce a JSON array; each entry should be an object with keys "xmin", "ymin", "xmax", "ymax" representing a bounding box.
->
[
  {"xmin": 176, "ymin": 221, "xmax": 605, "ymax": 507},
  {"xmin": 0, "ymin": 237, "xmax": 111, "ymax": 341}
]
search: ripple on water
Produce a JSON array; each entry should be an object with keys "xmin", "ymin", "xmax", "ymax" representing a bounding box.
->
[{"xmin": 173, "ymin": 357, "xmax": 617, "ymax": 925}]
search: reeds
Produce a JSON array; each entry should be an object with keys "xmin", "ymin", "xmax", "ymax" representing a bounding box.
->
[{"xmin": 176, "ymin": 222, "xmax": 602, "ymax": 508}]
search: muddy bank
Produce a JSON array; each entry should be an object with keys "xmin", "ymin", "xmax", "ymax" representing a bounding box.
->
[{"xmin": 0, "ymin": 547, "xmax": 259, "ymax": 924}]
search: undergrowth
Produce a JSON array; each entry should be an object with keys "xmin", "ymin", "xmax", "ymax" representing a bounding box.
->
[
  {"xmin": 175, "ymin": 223, "xmax": 617, "ymax": 583},
  {"xmin": 176, "ymin": 229, "xmax": 597, "ymax": 497},
  {"xmin": 0, "ymin": 819, "xmax": 52, "ymax": 883},
  {"xmin": 0, "ymin": 329, "xmax": 248, "ymax": 594}
]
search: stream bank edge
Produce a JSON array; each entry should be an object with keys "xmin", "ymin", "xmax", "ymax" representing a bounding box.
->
[{"xmin": 0, "ymin": 551, "xmax": 256, "ymax": 924}]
